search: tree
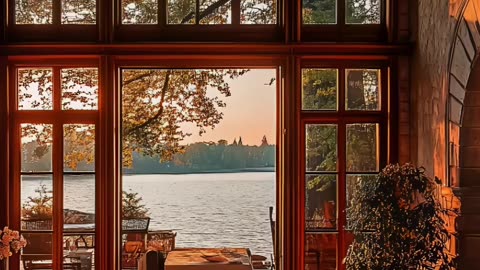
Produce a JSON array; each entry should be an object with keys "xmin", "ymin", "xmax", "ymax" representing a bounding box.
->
[
  {"xmin": 303, "ymin": 0, "xmax": 380, "ymax": 24},
  {"xmin": 121, "ymin": 69, "xmax": 248, "ymax": 167},
  {"xmin": 22, "ymin": 184, "xmax": 53, "ymax": 220},
  {"xmin": 19, "ymin": 0, "xmax": 276, "ymax": 169},
  {"xmin": 303, "ymin": 68, "xmax": 379, "ymax": 228},
  {"xmin": 345, "ymin": 164, "xmax": 457, "ymax": 270},
  {"xmin": 122, "ymin": 190, "xmax": 149, "ymax": 218}
]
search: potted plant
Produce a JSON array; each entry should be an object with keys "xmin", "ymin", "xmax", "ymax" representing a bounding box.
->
[{"xmin": 344, "ymin": 163, "xmax": 457, "ymax": 270}]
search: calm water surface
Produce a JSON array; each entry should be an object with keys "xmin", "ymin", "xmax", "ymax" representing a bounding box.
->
[{"xmin": 22, "ymin": 172, "xmax": 276, "ymax": 257}]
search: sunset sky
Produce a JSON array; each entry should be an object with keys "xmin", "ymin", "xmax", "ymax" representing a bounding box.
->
[{"xmin": 181, "ymin": 69, "xmax": 277, "ymax": 146}]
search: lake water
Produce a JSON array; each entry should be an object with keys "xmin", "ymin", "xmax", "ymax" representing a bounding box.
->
[{"xmin": 22, "ymin": 172, "xmax": 276, "ymax": 257}]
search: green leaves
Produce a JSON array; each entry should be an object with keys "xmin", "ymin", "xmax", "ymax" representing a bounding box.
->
[
  {"xmin": 344, "ymin": 163, "xmax": 457, "ymax": 270},
  {"xmin": 121, "ymin": 69, "xmax": 247, "ymax": 168},
  {"xmin": 122, "ymin": 190, "xmax": 149, "ymax": 218}
]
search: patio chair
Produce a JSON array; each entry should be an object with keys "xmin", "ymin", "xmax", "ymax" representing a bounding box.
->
[{"xmin": 122, "ymin": 240, "xmax": 145, "ymax": 269}]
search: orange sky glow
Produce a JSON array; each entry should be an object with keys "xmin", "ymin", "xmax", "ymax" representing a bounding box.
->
[{"xmin": 181, "ymin": 69, "xmax": 277, "ymax": 146}]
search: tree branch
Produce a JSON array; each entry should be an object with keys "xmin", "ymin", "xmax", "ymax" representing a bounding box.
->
[
  {"xmin": 181, "ymin": 0, "xmax": 231, "ymax": 24},
  {"xmin": 123, "ymin": 70, "xmax": 156, "ymax": 86},
  {"xmin": 124, "ymin": 70, "xmax": 172, "ymax": 136}
]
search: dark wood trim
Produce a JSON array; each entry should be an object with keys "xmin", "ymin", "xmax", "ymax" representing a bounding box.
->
[
  {"xmin": 0, "ymin": 56, "xmax": 8, "ymax": 229},
  {"xmin": 112, "ymin": 56, "xmax": 121, "ymax": 270},
  {"xmin": 8, "ymin": 25, "xmax": 99, "ymax": 42},
  {"xmin": 275, "ymin": 64, "xmax": 284, "ymax": 270},
  {"xmin": 98, "ymin": 55, "xmax": 110, "ymax": 270},
  {"xmin": 0, "ymin": 0, "xmax": 5, "ymax": 42},
  {"xmin": 9, "ymin": 63, "xmax": 21, "ymax": 269},
  {"xmin": 293, "ymin": 56, "xmax": 303, "ymax": 270},
  {"xmin": 232, "ymin": 0, "xmax": 240, "ymax": 25},
  {"xmin": 1, "ymin": 43, "xmax": 412, "ymax": 56},
  {"xmin": 52, "ymin": 67, "xmax": 63, "ymax": 269}
]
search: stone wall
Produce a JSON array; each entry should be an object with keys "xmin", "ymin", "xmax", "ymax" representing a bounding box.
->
[
  {"xmin": 411, "ymin": 0, "xmax": 459, "ymax": 181},
  {"xmin": 412, "ymin": 1, "xmax": 480, "ymax": 269}
]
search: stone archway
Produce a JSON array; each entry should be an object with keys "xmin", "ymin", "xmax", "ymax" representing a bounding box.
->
[
  {"xmin": 456, "ymin": 58, "xmax": 480, "ymax": 270},
  {"xmin": 447, "ymin": 1, "xmax": 480, "ymax": 269}
]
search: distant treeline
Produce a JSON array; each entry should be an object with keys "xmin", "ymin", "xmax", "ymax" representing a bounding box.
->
[
  {"xmin": 124, "ymin": 142, "xmax": 276, "ymax": 174},
  {"xmin": 22, "ymin": 141, "xmax": 276, "ymax": 174}
]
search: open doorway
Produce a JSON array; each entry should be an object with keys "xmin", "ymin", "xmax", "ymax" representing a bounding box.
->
[{"xmin": 120, "ymin": 68, "xmax": 278, "ymax": 269}]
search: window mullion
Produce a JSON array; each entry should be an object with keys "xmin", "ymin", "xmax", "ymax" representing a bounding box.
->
[
  {"xmin": 338, "ymin": 68, "xmax": 346, "ymax": 270},
  {"xmin": 338, "ymin": 0, "xmax": 345, "ymax": 26},
  {"xmin": 337, "ymin": 121, "xmax": 347, "ymax": 270},
  {"xmin": 52, "ymin": 0, "xmax": 61, "ymax": 25},
  {"xmin": 232, "ymin": 0, "xmax": 240, "ymax": 25},
  {"xmin": 52, "ymin": 67, "xmax": 64, "ymax": 270},
  {"xmin": 158, "ymin": 0, "xmax": 166, "ymax": 27},
  {"xmin": 195, "ymin": 0, "xmax": 200, "ymax": 24}
]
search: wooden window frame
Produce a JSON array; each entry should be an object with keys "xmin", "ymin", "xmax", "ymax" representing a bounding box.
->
[
  {"xmin": 7, "ymin": 57, "xmax": 104, "ymax": 270},
  {"xmin": 0, "ymin": 46, "xmax": 405, "ymax": 270},
  {"xmin": 113, "ymin": 56, "xmax": 287, "ymax": 268},
  {"xmin": 113, "ymin": 0, "xmax": 283, "ymax": 42},
  {"xmin": 298, "ymin": 0, "xmax": 389, "ymax": 42},
  {"xmin": 297, "ymin": 57, "xmax": 395, "ymax": 270},
  {"xmin": 7, "ymin": 0, "xmax": 99, "ymax": 42}
]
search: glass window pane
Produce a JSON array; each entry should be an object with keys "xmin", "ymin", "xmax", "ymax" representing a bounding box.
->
[
  {"xmin": 302, "ymin": 69, "xmax": 338, "ymax": 111},
  {"xmin": 302, "ymin": 0, "xmax": 336, "ymax": 24},
  {"xmin": 61, "ymin": 0, "xmax": 96, "ymax": 24},
  {"xmin": 167, "ymin": 0, "xmax": 195, "ymax": 24},
  {"xmin": 21, "ymin": 124, "xmax": 53, "ymax": 172},
  {"xmin": 346, "ymin": 0, "xmax": 380, "ymax": 24},
  {"xmin": 15, "ymin": 0, "xmax": 52, "ymax": 24},
  {"xmin": 346, "ymin": 69, "xmax": 380, "ymax": 110},
  {"xmin": 121, "ymin": 68, "xmax": 276, "ymax": 266},
  {"xmin": 241, "ymin": 0, "xmax": 276, "ymax": 24},
  {"xmin": 21, "ymin": 176, "xmax": 53, "ymax": 230},
  {"xmin": 61, "ymin": 68, "xmax": 99, "ymax": 110},
  {"xmin": 64, "ymin": 175, "xmax": 95, "ymax": 229},
  {"xmin": 306, "ymin": 124, "xmax": 337, "ymax": 172},
  {"xmin": 346, "ymin": 174, "xmax": 376, "ymax": 229},
  {"xmin": 199, "ymin": 0, "xmax": 231, "ymax": 24},
  {"xmin": 306, "ymin": 174, "xmax": 337, "ymax": 230},
  {"xmin": 122, "ymin": 0, "xmax": 158, "ymax": 24},
  {"xmin": 18, "ymin": 69, "xmax": 53, "ymax": 110},
  {"xmin": 21, "ymin": 233, "xmax": 53, "ymax": 268},
  {"xmin": 346, "ymin": 123, "xmax": 379, "ymax": 172},
  {"xmin": 64, "ymin": 125, "xmax": 95, "ymax": 172},
  {"xmin": 305, "ymin": 233, "xmax": 337, "ymax": 270},
  {"xmin": 63, "ymin": 234, "xmax": 95, "ymax": 270}
]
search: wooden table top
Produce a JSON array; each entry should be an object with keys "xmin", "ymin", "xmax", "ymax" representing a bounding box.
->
[{"xmin": 165, "ymin": 248, "xmax": 253, "ymax": 270}]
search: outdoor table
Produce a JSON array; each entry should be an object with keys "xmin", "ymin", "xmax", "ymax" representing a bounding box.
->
[{"xmin": 165, "ymin": 248, "xmax": 253, "ymax": 270}]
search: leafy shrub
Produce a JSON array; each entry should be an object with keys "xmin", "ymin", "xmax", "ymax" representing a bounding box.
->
[{"xmin": 344, "ymin": 163, "xmax": 457, "ymax": 270}]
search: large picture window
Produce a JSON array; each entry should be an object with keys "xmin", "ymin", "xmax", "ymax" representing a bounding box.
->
[{"xmin": 0, "ymin": 0, "xmax": 402, "ymax": 268}]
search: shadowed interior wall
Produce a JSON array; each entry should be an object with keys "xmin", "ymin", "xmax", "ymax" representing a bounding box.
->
[{"xmin": 458, "ymin": 60, "xmax": 480, "ymax": 269}]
